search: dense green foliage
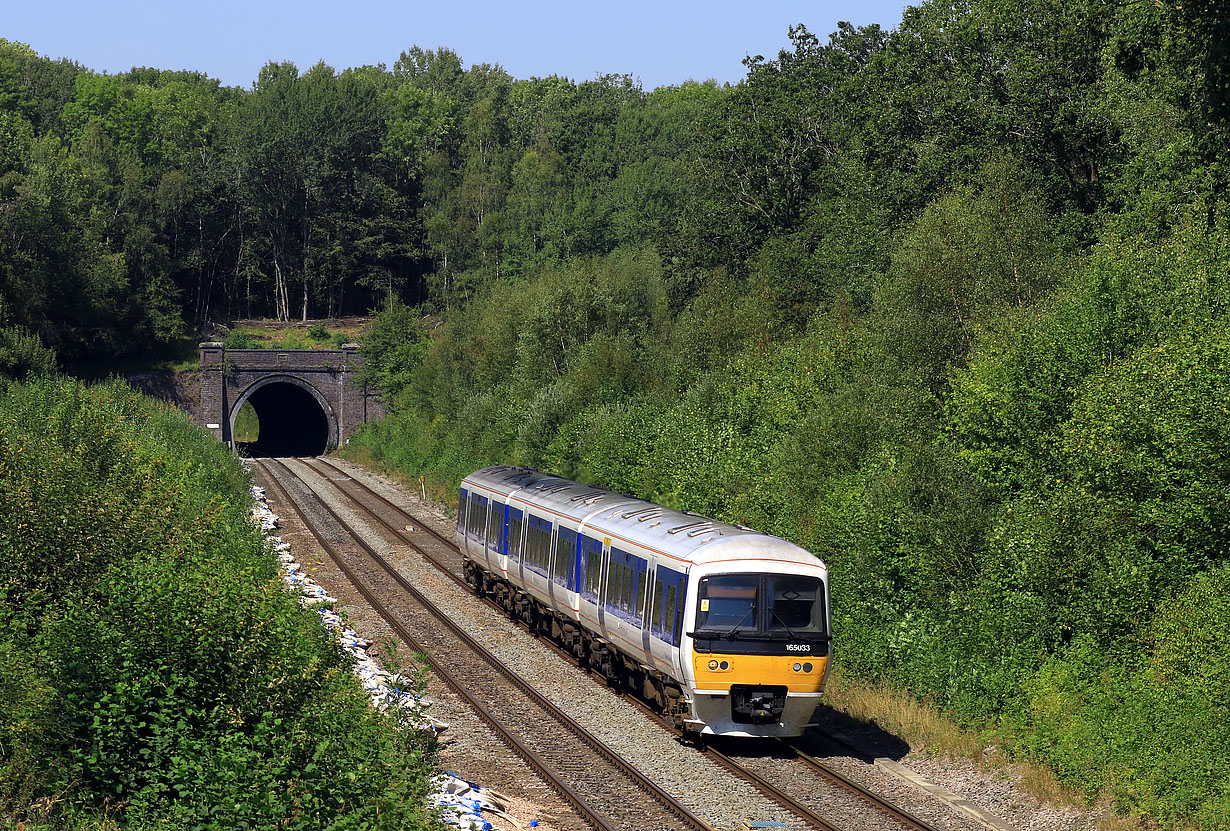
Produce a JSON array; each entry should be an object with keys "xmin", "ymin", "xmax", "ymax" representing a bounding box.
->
[
  {"xmin": 0, "ymin": 37, "xmax": 715, "ymax": 368},
  {"xmin": 8, "ymin": 0, "xmax": 1230, "ymax": 824},
  {"xmin": 0, "ymin": 377, "xmax": 436, "ymax": 829},
  {"xmin": 343, "ymin": 2, "xmax": 1230, "ymax": 827}
]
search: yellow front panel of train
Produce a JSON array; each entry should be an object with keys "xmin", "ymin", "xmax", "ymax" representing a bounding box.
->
[{"xmin": 693, "ymin": 651, "xmax": 828, "ymax": 692}]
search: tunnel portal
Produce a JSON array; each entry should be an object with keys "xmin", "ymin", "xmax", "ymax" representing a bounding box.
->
[
  {"xmin": 234, "ymin": 379, "xmax": 332, "ymax": 457},
  {"xmin": 198, "ymin": 343, "xmax": 384, "ymax": 451}
]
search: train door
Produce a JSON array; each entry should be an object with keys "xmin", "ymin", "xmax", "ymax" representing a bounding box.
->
[
  {"xmin": 551, "ymin": 526, "xmax": 578, "ymax": 612},
  {"xmin": 485, "ymin": 497, "xmax": 502, "ymax": 569},
  {"xmin": 597, "ymin": 536, "xmax": 611, "ymax": 629},
  {"xmin": 546, "ymin": 525, "xmax": 559, "ymax": 605},
  {"xmin": 471, "ymin": 494, "xmax": 488, "ymax": 561},
  {"xmin": 641, "ymin": 561, "xmax": 656, "ymax": 667},
  {"xmin": 498, "ymin": 501, "xmax": 510, "ymax": 573},
  {"xmin": 507, "ymin": 505, "xmax": 524, "ymax": 581}
]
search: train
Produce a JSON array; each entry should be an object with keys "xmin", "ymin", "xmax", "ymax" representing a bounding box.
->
[{"xmin": 456, "ymin": 465, "xmax": 831, "ymax": 738}]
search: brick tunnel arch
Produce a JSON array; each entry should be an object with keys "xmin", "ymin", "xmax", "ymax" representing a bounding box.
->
[{"xmin": 230, "ymin": 375, "xmax": 339, "ymax": 457}]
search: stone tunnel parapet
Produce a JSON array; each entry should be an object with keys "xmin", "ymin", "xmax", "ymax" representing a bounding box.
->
[{"xmin": 198, "ymin": 342, "xmax": 384, "ymax": 450}]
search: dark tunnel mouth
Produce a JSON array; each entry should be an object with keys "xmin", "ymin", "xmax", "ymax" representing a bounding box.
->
[{"xmin": 235, "ymin": 380, "xmax": 333, "ymax": 457}]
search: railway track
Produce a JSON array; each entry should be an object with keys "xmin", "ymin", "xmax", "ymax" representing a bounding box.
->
[
  {"xmin": 289, "ymin": 455, "xmax": 947, "ymax": 831},
  {"xmin": 253, "ymin": 456, "xmax": 714, "ymax": 831}
]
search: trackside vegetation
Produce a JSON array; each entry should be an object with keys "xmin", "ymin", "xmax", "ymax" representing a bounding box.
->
[
  {"xmin": 348, "ymin": 239, "xmax": 1230, "ymax": 826},
  {"xmin": 5, "ymin": 0, "xmax": 1230, "ymax": 826},
  {"xmin": 0, "ymin": 375, "xmax": 438, "ymax": 829},
  {"xmin": 337, "ymin": 3, "xmax": 1230, "ymax": 828}
]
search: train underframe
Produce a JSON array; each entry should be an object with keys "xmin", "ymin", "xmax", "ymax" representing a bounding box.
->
[{"xmin": 462, "ymin": 560, "xmax": 694, "ymax": 734}]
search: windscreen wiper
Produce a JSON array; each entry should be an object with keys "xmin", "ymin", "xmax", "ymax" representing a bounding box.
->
[
  {"xmin": 723, "ymin": 605, "xmax": 756, "ymax": 639},
  {"xmin": 769, "ymin": 606, "xmax": 801, "ymax": 641}
]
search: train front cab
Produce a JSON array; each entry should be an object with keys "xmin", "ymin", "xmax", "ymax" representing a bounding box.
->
[{"xmin": 684, "ymin": 562, "xmax": 830, "ymax": 738}]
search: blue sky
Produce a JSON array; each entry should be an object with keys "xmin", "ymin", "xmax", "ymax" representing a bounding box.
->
[{"xmin": 6, "ymin": 1, "xmax": 910, "ymax": 90}]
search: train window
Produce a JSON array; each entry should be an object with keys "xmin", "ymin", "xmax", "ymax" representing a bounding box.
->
[
  {"xmin": 603, "ymin": 548, "xmax": 650, "ymax": 622},
  {"xmin": 586, "ymin": 552, "xmax": 599, "ymax": 595},
  {"xmin": 542, "ymin": 519, "xmax": 554, "ymax": 571},
  {"xmin": 509, "ymin": 508, "xmax": 523, "ymax": 560},
  {"xmin": 580, "ymin": 536, "xmax": 601, "ymax": 601},
  {"xmin": 647, "ymin": 567, "xmax": 687, "ymax": 644},
  {"xmin": 695, "ymin": 574, "xmax": 758, "ymax": 632},
  {"xmin": 533, "ymin": 522, "xmax": 546, "ymax": 570},
  {"xmin": 525, "ymin": 515, "xmax": 553, "ymax": 576},
  {"xmin": 766, "ymin": 575, "xmax": 825, "ymax": 633},
  {"xmin": 470, "ymin": 493, "xmax": 485, "ymax": 540},
  {"xmin": 553, "ymin": 528, "xmax": 577, "ymax": 588},
  {"xmin": 651, "ymin": 578, "xmax": 664, "ymax": 633},
  {"xmin": 607, "ymin": 560, "xmax": 620, "ymax": 608},
  {"xmin": 487, "ymin": 501, "xmax": 499, "ymax": 548},
  {"xmin": 457, "ymin": 488, "xmax": 467, "ymax": 531}
]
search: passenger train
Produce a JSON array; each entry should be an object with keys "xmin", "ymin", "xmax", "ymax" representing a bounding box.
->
[{"xmin": 457, "ymin": 465, "xmax": 831, "ymax": 738}]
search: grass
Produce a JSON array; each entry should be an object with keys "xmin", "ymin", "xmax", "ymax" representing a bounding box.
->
[
  {"xmin": 822, "ymin": 666, "xmax": 1152, "ymax": 831},
  {"xmin": 336, "ymin": 443, "xmax": 458, "ymax": 508},
  {"xmin": 824, "ymin": 666, "xmax": 985, "ymax": 759},
  {"xmin": 224, "ymin": 318, "xmax": 369, "ymax": 350},
  {"xmin": 66, "ymin": 319, "xmax": 371, "ymax": 379}
]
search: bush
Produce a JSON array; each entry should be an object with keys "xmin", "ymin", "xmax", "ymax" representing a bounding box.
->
[
  {"xmin": 348, "ymin": 216, "xmax": 1230, "ymax": 829},
  {"xmin": 0, "ymin": 377, "xmax": 437, "ymax": 829},
  {"xmin": 223, "ymin": 330, "xmax": 258, "ymax": 349},
  {"xmin": 0, "ymin": 326, "xmax": 56, "ymax": 381},
  {"xmin": 1007, "ymin": 568, "xmax": 1230, "ymax": 827}
]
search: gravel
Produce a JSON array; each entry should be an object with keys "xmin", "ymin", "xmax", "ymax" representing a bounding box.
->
[{"xmin": 272, "ymin": 456, "xmax": 1111, "ymax": 831}]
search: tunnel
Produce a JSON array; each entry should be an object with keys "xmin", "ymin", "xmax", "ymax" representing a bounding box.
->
[{"xmin": 234, "ymin": 379, "xmax": 334, "ymax": 457}]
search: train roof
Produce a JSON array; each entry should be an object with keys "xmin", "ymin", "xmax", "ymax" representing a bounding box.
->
[{"xmin": 462, "ymin": 465, "xmax": 825, "ymax": 572}]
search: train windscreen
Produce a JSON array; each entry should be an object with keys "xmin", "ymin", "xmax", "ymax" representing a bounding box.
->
[{"xmin": 694, "ymin": 573, "xmax": 826, "ymax": 637}]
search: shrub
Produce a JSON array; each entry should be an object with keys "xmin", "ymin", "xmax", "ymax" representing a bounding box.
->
[
  {"xmin": 223, "ymin": 330, "xmax": 259, "ymax": 349},
  {"xmin": 0, "ymin": 326, "xmax": 56, "ymax": 381},
  {"xmin": 0, "ymin": 377, "xmax": 437, "ymax": 829}
]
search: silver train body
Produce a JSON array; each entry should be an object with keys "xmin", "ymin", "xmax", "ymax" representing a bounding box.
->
[{"xmin": 457, "ymin": 465, "xmax": 832, "ymax": 738}]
